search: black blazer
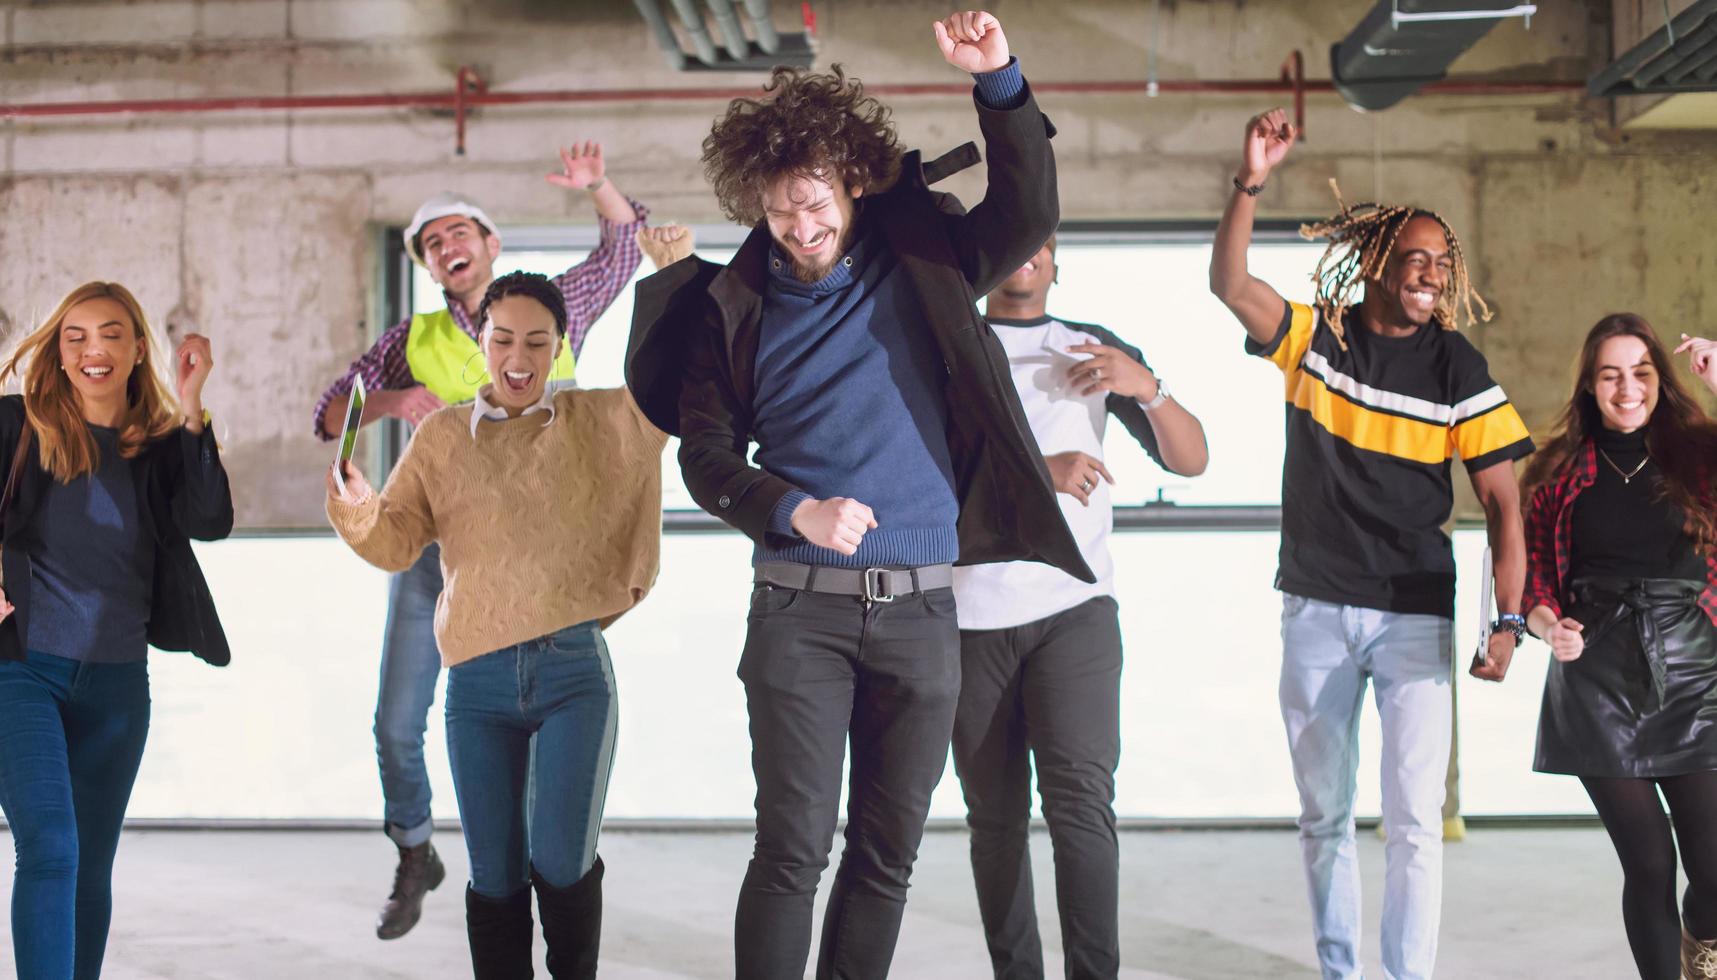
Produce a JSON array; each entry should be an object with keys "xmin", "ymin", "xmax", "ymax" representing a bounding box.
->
[
  {"xmin": 627, "ymin": 84, "xmax": 1094, "ymax": 583},
  {"xmin": 0, "ymin": 395, "xmax": 235, "ymax": 665}
]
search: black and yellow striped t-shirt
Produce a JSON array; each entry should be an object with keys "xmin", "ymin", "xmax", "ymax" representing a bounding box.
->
[{"xmin": 1249, "ymin": 301, "xmax": 1534, "ymax": 618}]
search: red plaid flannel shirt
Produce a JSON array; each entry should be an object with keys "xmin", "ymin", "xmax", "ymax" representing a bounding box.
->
[{"xmin": 1523, "ymin": 439, "xmax": 1717, "ymax": 627}]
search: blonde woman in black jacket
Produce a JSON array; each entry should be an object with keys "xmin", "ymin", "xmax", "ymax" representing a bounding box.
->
[{"xmin": 0, "ymin": 281, "xmax": 232, "ymax": 980}]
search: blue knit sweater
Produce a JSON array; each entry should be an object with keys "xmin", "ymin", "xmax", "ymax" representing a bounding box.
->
[
  {"xmin": 752, "ymin": 58, "xmax": 1026, "ymax": 570},
  {"xmin": 754, "ymin": 227, "xmax": 959, "ymax": 568}
]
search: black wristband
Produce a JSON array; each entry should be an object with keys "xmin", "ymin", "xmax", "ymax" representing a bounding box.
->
[
  {"xmin": 1233, "ymin": 175, "xmax": 1266, "ymax": 197},
  {"xmin": 1490, "ymin": 614, "xmax": 1527, "ymax": 647}
]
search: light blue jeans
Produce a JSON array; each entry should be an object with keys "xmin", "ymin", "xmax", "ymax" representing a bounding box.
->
[
  {"xmin": 1279, "ymin": 594, "xmax": 1452, "ymax": 980},
  {"xmin": 445, "ymin": 621, "xmax": 618, "ymax": 896},
  {"xmin": 374, "ymin": 543, "xmax": 444, "ymax": 847}
]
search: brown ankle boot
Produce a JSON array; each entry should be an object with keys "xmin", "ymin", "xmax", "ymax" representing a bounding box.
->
[
  {"xmin": 376, "ymin": 841, "xmax": 447, "ymax": 940},
  {"xmin": 1683, "ymin": 926, "xmax": 1717, "ymax": 979}
]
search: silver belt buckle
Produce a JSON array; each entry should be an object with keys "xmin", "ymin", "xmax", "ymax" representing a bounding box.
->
[{"xmin": 863, "ymin": 568, "xmax": 895, "ymax": 603}]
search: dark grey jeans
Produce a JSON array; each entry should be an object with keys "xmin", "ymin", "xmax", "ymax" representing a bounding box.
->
[
  {"xmin": 733, "ymin": 584, "xmax": 961, "ymax": 980},
  {"xmin": 951, "ymin": 595, "xmax": 1124, "ymax": 980}
]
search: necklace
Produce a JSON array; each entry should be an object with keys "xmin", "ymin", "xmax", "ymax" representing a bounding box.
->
[{"xmin": 1598, "ymin": 447, "xmax": 1650, "ymax": 484}]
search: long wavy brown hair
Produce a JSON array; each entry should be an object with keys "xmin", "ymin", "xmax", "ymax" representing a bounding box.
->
[
  {"xmin": 0, "ymin": 282, "xmax": 181, "ymax": 483},
  {"xmin": 701, "ymin": 64, "xmax": 903, "ymax": 225},
  {"xmin": 1521, "ymin": 312, "xmax": 1717, "ymax": 555}
]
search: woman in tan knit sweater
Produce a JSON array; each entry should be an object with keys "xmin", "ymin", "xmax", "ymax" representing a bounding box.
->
[{"xmin": 327, "ymin": 269, "xmax": 668, "ymax": 979}]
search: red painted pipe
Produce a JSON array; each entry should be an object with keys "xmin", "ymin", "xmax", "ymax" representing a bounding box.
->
[{"xmin": 0, "ymin": 75, "xmax": 1584, "ymax": 120}]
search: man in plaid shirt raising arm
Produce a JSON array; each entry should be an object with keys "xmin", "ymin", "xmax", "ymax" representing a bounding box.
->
[{"xmin": 311, "ymin": 141, "xmax": 647, "ymax": 941}]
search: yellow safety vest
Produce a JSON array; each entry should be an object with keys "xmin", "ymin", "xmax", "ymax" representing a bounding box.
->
[{"xmin": 403, "ymin": 308, "xmax": 576, "ymax": 405}]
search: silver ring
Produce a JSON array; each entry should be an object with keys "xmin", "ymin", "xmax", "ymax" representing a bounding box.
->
[
  {"xmin": 1081, "ymin": 478, "xmax": 1093, "ymax": 491},
  {"xmin": 1093, "ymin": 368, "xmax": 1102, "ymax": 381}
]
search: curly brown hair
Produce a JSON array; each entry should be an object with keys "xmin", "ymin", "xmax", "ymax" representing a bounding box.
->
[{"xmin": 702, "ymin": 65, "xmax": 903, "ymax": 225}]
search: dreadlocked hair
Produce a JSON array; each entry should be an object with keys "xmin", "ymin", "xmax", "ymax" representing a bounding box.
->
[{"xmin": 1298, "ymin": 179, "xmax": 1490, "ymax": 350}]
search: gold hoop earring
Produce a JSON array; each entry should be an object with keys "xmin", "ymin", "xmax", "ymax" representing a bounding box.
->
[{"xmin": 460, "ymin": 350, "xmax": 488, "ymax": 388}]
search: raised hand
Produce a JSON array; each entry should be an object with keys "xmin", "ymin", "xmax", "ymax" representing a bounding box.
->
[
  {"xmin": 790, "ymin": 496, "xmax": 878, "ymax": 557},
  {"xmin": 1676, "ymin": 334, "xmax": 1717, "ymax": 396},
  {"xmin": 176, "ymin": 333, "xmax": 214, "ymax": 431},
  {"xmin": 547, "ymin": 141, "xmax": 607, "ymax": 191},
  {"xmin": 1241, "ymin": 108, "xmax": 1296, "ymax": 185},
  {"xmin": 327, "ymin": 459, "xmax": 375, "ymax": 505},
  {"xmin": 1045, "ymin": 450, "xmax": 1114, "ymax": 507},
  {"xmin": 637, "ymin": 224, "xmax": 695, "ymax": 271},
  {"xmin": 933, "ymin": 11, "xmax": 1009, "ymax": 74}
]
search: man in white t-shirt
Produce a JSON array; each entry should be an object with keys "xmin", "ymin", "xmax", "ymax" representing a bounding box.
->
[{"xmin": 952, "ymin": 235, "xmax": 1209, "ymax": 979}]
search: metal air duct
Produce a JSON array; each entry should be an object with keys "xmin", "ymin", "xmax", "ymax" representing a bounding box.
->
[
  {"xmin": 1330, "ymin": 1, "xmax": 1538, "ymax": 111},
  {"xmin": 1589, "ymin": 0, "xmax": 1717, "ymax": 96}
]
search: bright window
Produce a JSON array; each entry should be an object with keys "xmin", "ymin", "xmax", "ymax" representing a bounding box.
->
[{"xmin": 410, "ymin": 227, "xmax": 1326, "ymax": 510}]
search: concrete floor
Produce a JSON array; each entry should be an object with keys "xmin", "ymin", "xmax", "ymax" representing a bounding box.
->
[{"xmin": 1, "ymin": 825, "xmax": 1637, "ymax": 979}]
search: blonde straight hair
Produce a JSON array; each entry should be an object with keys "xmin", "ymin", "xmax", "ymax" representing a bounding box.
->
[{"xmin": 0, "ymin": 282, "xmax": 181, "ymax": 483}]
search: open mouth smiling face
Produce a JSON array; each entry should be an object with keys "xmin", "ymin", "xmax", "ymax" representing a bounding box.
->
[
  {"xmin": 482, "ymin": 293, "xmax": 561, "ymax": 414},
  {"xmin": 58, "ymin": 296, "xmax": 140, "ymax": 411}
]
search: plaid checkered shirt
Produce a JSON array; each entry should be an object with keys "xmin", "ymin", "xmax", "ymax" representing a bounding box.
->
[{"xmin": 1523, "ymin": 439, "xmax": 1717, "ymax": 628}]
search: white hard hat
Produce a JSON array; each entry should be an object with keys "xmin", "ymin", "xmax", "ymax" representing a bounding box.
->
[{"xmin": 403, "ymin": 192, "xmax": 499, "ymax": 267}]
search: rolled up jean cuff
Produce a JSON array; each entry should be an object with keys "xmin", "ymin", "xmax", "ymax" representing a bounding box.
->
[{"xmin": 386, "ymin": 815, "xmax": 435, "ymax": 848}]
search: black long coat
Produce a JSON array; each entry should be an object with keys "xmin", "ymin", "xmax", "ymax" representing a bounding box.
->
[{"xmin": 627, "ymin": 84, "xmax": 1092, "ymax": 583}]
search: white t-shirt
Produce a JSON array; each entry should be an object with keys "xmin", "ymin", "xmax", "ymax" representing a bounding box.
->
[{"xmin": 953, "ymin": 315, "xmax": 1122, "ymax": 630}]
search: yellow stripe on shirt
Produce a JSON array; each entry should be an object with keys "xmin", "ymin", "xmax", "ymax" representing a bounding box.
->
[
  {"xmin": 1452, "ymin": 404, "xmax": 1532, "ymax": 464},
  {"xmin": 1286, "ymin": 370, "xmax": 1452, "ymax": 465},
  {"xmin": 1265, "ymin": 301, "xmax": 1319, "ymax": 375}
]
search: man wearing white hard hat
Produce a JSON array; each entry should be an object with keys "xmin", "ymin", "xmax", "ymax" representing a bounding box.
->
[{"xmin": 311, "ymin": 140, "xmax": 648, "ymax": 941}]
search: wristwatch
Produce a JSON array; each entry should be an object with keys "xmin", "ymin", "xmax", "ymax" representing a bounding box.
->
[
  {"xmin": 1490, "ymin": 613, "xmax": 1527, "ymax": 646},
  {"xmin": 1142, "ymin": 381, "xmax": 1171, "ymax": 412}
]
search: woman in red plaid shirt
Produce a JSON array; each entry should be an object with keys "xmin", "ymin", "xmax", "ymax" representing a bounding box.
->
[{"xmin": 1521, "ymin": 313, "xmax": 1717, "ymax": 979}]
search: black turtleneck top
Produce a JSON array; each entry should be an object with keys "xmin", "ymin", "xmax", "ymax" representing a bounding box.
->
[{"xmin": 1569, "ymin": 425, "xmax": 1706, "ymax": 580}]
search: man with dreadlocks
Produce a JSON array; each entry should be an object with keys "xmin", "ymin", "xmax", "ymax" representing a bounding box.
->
[{"xmin": 1209, "ymin": 108, "xmax": 1535, "ymax": 980}]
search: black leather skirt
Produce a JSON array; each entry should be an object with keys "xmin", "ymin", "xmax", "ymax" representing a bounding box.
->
[{"xmin": 1534, "ymin": 577, "xmax": 1717, "ymax": 778}]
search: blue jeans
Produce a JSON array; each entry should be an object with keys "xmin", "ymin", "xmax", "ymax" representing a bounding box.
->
[
  {"xmin": 0, "ymin": 652, "xmax": 150, "ymax": 980},
  {"xmin": 375, "ymin": 543, "xmax": 444, "ymax": 847},
  {"xmin": 445, "ymin": 621, "xmax": 618, "ymax": 897},
  {"xmin": 1279, "ymin": 595, "xmax": 1452, "ymax": 980}
]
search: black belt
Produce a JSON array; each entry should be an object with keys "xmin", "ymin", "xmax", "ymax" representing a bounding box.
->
[
  {"xmin": 754, "ymin": 561, "xmax": 953, "ymax": 602},
  {"xmin": 1574, "ymin": 577, "xmax": 1704, "ymax": 711}
]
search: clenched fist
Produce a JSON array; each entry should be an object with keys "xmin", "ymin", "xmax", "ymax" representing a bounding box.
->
[
  {"xmin": 933, "ymin": 11, "xmax": 1010, "ymax": 74},
  {"xmin": 791, "ymin": 496, "xmax": 878, "ymax": 557},
  {"xmin": 637, "ymin": 224, "xmax": 695, "ymax": 271}
]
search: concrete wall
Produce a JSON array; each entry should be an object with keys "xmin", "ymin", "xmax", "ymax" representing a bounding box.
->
[{"xmin": 2, "ymin": 0, "xmax": 1713, "ymax": 525}]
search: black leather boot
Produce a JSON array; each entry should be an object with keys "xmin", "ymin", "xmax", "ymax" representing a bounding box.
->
[
  {"xmin": 465, "ymin": 884, "xmax": 535, "ymax": 979},
  {"xmin": 532, "ymin": 857, "xmax": 604, "ymax": 979},
  {"xmin": 376, "ymin": 840, "xmax": 446, "ymax": 940}
]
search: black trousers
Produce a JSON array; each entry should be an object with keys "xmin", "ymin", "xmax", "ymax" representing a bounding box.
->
[
  {"xmin": 733, "ymin": 584, "xmax": 961, "ymax": 980},
  {"xmin": 951, "ymin": 596, "xmax": 1124, "ymax": 980}
]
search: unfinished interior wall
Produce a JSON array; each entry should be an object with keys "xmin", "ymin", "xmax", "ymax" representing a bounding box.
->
[{"xmin": 1, "ymin": 0, "xmax": 1712, "ymax": 525}]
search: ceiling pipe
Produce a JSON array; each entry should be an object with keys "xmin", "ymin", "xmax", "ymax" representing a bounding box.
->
[
  {"xmin": 738, "ymin": 0, "xmax": 781, "ymax": 55},
  {"xmin": 0, "ymin": 63, "xmax": 1586, "ymax": 138},
  {"xmin": 664, "ymin": 0, "xmax": 721, "ymax": 66},
  {"xmin": 704, "ymin": 0, "xmax": 751, "ymax": 61},
  {"xmin": 630, "ymin": 0, "xmax": 688, "ymax": 71}
]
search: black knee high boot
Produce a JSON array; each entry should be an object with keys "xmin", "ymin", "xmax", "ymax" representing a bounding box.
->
[
  {"xmin": 532, "ymin": 857, "xmax": 604, "ymax": 979},
  {"xmin": 465, "ymin": 884, "xmax": 535, "ymax": 979}
]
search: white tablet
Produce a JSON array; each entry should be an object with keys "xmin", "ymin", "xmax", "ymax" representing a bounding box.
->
[{"xmin": 332, "ymin": 376, "xmax": 366, "ymax": 496}]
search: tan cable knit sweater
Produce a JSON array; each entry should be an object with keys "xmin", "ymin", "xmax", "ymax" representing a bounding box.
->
[{"xmin": 327, "ymin": 387, "xmax": 667, "ymax": 667}]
